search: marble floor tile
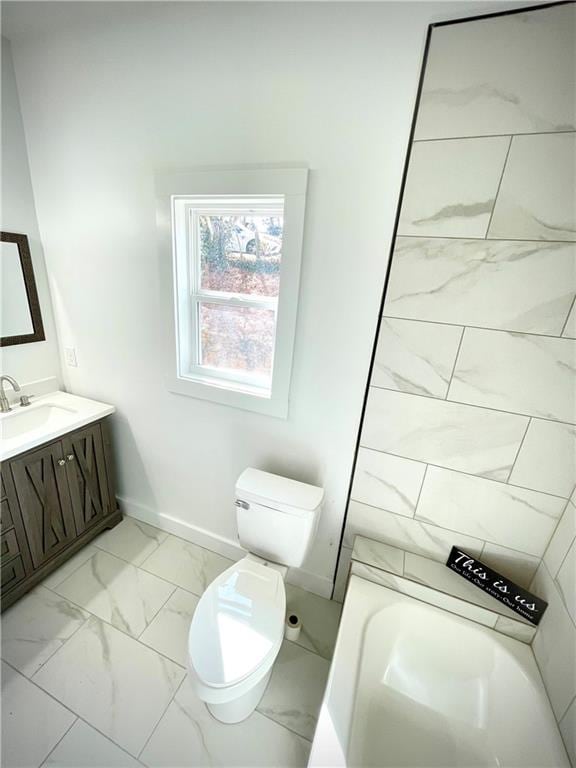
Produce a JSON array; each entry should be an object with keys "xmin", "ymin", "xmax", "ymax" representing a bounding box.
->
[
  {"xmin": 285, "ymin": 584, "xmax": 341, "ymax": 660},
  {"xmin": 1, "ymin": 586, "xmax": 89, "ymax": 677},
  {"xmin": 141, "ymin": 674, "xmax": 311, "ymax": 768},
  {"xmin": 53, "ymin": 550, "xmax": 175, "ymax": 638},
  {"xmin": 33, "ymin": 615, "xmax": 186, "ymax": 757},
  {"xmin": 140, "ymin": 534, "xmax": 232, "ymax": 596},
  {"xmin": 41, "ymin": 545, "xmax": 99, "ymax": 590},
  {"xmin": 398, "ymin": 137, "xmax": 509, "ymax": 238},
  {"xmin": 344, "ymin": 499, "xmax": 484, "ymax": 560},
  {"xmin": 139, "ymin": 588, "xmax": 199, "ymax": 667},
  {"xmin": 44, "ymin": 719, "xmax": 142, "ymax": 768},
  {"xmin": 361, "ymin": 387, "xmax": 528, "ymax": 481},
  {"xmin": 509, "ymin": 419, "xmax": 576, "ymax": 498},
  {"xmin": 371, "ymin": 318, "xmax": 463, "ymax": 398},
  {"xmin": 385, "ymin": 238, "xmax": 576, "ymax": 336},
  {"xmin": 1, "ymin": 661, "xmax": 75, "ymax": 768},
  {"xmin": 95, "ymin": 518, "xmax": 168, "ymax": 566},
  {"xmin": 449, "ymin": 329, "xmax": 576, "ymax": 424},
  {"xmin": 416, "ymin": 466, "xmax": 564, "ymax": 557},
  {"xmin": 351, "ymin": 448, "xmax": 426, "ymax": 518},
  {"xmin": 257, "ymin": 641, "xmax": 330, "ymax": 741},
  {"xmin": 488, "ymin": 132, "xmax": 576, "ymax": 241},
  {"xmin": 414, "ymin": 4, "xmax": 576, "ymax": 140}
]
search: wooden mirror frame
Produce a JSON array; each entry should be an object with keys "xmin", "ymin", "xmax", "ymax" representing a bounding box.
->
[{"xmin": 1, "ymin": 231, "xmax": 46, "ymax": 347}]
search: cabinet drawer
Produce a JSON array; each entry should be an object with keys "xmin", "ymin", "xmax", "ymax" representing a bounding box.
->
[
  {"xmin": 1, "ymin": 556, "xmax": 25, "ymax": 592},
  {"xmin": 0, "ymin": 498, "xmax": 14, "ymax": 532},
  {"xmin": 1, "ymin": 529, "xmax": 19, "ymax": 561}
]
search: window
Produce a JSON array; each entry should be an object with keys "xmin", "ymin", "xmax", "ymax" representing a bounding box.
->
[{"xmin": 157, "ymin": 169, "xmax": 308, "ymax": 417}]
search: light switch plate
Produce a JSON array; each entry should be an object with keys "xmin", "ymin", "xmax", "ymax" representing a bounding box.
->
[{"xmin": 64, "ymin": 347, "xmax": 78, "ymax": 367}]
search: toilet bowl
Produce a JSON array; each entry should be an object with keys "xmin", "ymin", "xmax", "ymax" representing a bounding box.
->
[
  {"xmin": 188, "ymin": 468, "xmax": 324, "ymax": 723},
  {"xmin": 188, "ymin": 555, "xmax": 286, "ymax": 723}
]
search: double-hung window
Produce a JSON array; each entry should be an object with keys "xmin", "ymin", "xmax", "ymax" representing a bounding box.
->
[{"xmin": 157, "ymin": 169, "xmax": 308, "ymax": 418}]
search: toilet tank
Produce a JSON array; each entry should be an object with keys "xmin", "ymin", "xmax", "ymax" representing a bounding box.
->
[{"xmin": 235, "ymin": 468, "xmax": 324, "ymax": 568}]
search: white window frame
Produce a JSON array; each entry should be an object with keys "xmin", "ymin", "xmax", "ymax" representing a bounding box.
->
[{"xmin": 156, "ymin": 168, "xmax": 308, "ymax": 418}]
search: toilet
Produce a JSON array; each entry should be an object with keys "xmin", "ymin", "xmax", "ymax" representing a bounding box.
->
[{"xmin": 188, "ymin": 467, "xmax": 324, "ymax": 724}]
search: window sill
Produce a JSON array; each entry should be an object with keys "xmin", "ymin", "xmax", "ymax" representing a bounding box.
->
[{"xmin": 165, "ymin": 374, "xmax": 289, "ymax": 418}]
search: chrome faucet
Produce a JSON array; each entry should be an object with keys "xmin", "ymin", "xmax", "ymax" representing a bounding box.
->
[{"xmin": 0, "ymin": 375, "xmax": 21, "ymax": 413}]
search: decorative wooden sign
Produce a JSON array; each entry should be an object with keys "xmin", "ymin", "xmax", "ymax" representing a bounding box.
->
[{"xmin": 446, "ymin": 547, "xmax": 548, "ymax": 626}]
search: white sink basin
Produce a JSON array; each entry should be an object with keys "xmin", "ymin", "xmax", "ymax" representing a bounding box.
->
[{"xmin": 0, "ymin": 391, "xmax": 115, "ymax": 460}]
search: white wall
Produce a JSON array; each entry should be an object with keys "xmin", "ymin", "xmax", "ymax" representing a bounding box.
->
[
  {"xmin": 1, "ymin": 38, "xmax": 61, "ymax": 386},
  {"xmin": 3, "ymin": 0, "xmax": 521, "ymax": 595}
]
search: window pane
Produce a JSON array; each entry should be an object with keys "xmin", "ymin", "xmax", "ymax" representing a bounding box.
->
[
  {"xmin": 198, "ymin": 213, "xmax": 282, "ymax": 297},
  {"xmin": 199, "ymin": 302, "xmax": 276, "ymax": 382}
]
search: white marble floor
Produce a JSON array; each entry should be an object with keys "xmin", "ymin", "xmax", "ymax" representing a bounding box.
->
[{"xmin": 1, "ymin": 518, "xmax": 342, "ymax": 768}]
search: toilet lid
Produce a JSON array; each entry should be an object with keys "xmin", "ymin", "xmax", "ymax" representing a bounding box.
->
[{"xmin": 189, "ymin": 558, "xmax": 286, "ymax": 688}]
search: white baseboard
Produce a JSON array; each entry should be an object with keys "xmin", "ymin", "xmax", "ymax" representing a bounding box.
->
[{"xmin": 118, "ymin": 495, "xmax": 333, "ymax": 599}]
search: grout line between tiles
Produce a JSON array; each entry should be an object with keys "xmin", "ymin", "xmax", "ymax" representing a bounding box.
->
[
  {"xmin": 559, "ymin": 693, "xmax": 576, "ymax": 726},
  {"xmin": 559, "ymin": 293, "xmax": 576, "ymax": 337},
  {"xmin": 44, "ymin": 547, "xmax": 100, "ymax": 591},
  {"xmin": 25, "ymin": 612, "xmax": 93, "ymax": 682},
  {"xmin": 484, "ymin": 135, "xmax": 513, "ymax": 239},
  {"xmin": 137, "ymin": 673, "xmax": 188, "ymax": 760},
  {"xmin": 382, "ymin": 313, "xmax": 576, "ymax": 342},
  {"xmin": 136, "ymin": 583, "xmax": 178, "ymax": 642},
  {"xmin": 368, "ymin": 380, "xmax": 575, "ymax": 428},
  {"xmin": 413, "ymin": 129, "xmax": 576, "ymax": 143},
  {"xmin": 412, "ymin": 464, "xmax": 429, "ymax": 518},
  {"xmin": 505, "ymin": 417, "xmax": 532, "ymax": 483},
  {"xmin": 541, "ymin": 560, "xmax": 576, "ymax": 632},
  {"xmin": 444, "ymin": 326, "xmax": 466, "ymax": 400},
  {"xmin": 38, "ymin": 715, "xmax": 78, "ymax": 768},
  {"xmin": 395, "ymin": 234, "xmax": 576, "ymax": 244},
  {"xmin": 355, "ymin": 444, "xmax": 570, "ymax": 501}
]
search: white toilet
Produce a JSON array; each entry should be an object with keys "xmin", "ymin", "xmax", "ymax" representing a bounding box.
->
[{"xmin": 188, "ymin": 467, "xmax": 324, "ymax": 724}]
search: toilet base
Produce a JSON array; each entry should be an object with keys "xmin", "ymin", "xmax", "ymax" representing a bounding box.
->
[{"xmin": 206, "ymin": 668, "xmax": 272, "ymax": 724}]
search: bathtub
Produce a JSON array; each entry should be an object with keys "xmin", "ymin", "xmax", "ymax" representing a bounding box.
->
[{"xmin": 309, "ymin": 575, "xmax": 568, "ymax": 768}]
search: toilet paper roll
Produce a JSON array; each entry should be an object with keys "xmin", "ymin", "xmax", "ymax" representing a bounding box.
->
[{"xmin": 285, "ymin": 613, "xmax": 301, "ymax": 642}]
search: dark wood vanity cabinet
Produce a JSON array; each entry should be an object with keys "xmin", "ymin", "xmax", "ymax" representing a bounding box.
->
[{"xmin": 0, "ymin": 418, "xmax": 121, "ymax": 610}]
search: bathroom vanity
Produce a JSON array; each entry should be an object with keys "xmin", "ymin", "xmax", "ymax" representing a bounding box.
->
[{"xmin": 0, "ymin": 391, "xmax": 121, "ymax": 610}]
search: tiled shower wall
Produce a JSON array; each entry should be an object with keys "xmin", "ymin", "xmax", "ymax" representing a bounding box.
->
[{"xmin": 336, "ymin": 3, "xmax": 575, "ymax": 758}]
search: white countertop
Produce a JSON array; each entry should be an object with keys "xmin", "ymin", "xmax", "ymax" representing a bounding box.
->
[{"xmin": 0, "ymin": 391, "xmax": 115, "ymax": 461}]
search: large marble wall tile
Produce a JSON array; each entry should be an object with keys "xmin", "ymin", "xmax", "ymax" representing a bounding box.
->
[
  {"xmin": 1, "ymin": 661, "xmax": 75, "ymax": 768},
  {"xmin": 532, "ymin": 563, "xmax": 576, "ymax": 721},
  {"xmin": 361, "ymin": 388, "xmax": 528, "ymax": 480},
  {"xmin": 488, "ymin": 132, "xmax": 576, "ymax": 241},
  {"xmin": 398, "ymin": 137, "xmax": 509, "ymax": 238},
  {"xmin": 53, "ymin": 550, "xmax": 176, "ymax": 638},
  {"xmin": 560, "ymin": 697, "xmax": 576, "ymax": 767},
  {"xmin": 563, "ymin": 301, "xmax": 576, "ymax": 339},
  {"xmin": 416, "ymin": 467, "xmax": 565, "ymax": 557},
  {"xmin": 415, "ymin": 5, "xmax": 576, "ymax": 140},
  {"xmin": 509, "ymin": 419, "xmax": 576, "ymax": 498},
  {"xmin": 344, "ymin": 500, "xmax": 483, "ymax": 561},
  {"xmin": 385, "ymin": 238, "xmax": 576, "ymax": 336},
  {"xmin": 544, "ymin": 497, "xmax": 576, "ymax": 577},
  {"xmin": 371, "ymin": 318, "xmax": 462, "ymax": 398},
  {"xmin": 556, "ymin": 538, "xmax": 576, "ymax": 625},
  {"xmin": 351, "ymin": 448, "xmax": 425, "ymax": 517},
  {"xmin": 141, "ymin": 675, "xmax": 310, "ymax": 768},
  {"xmin": 33, "ymin": 615, "xmax": 186, "ymax": 757},
  {"xmin": 1, "ymin": 586, "xmax": 89, "ymax": 677},
  {"xmin": 351, "ymin": 535, "xmax": 404, "ymax": 575},
  {"xmin": 449, "ymin": 329, "xmax": 576, "ymax": 424},
  {"xmin": 480, "ymin": 542, "xmax": 540, "ymax": 589}
]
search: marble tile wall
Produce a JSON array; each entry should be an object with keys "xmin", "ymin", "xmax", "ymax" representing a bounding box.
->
[{"xmin": 337, "ymin": 5, "xmax": 575, "ymax": 759}]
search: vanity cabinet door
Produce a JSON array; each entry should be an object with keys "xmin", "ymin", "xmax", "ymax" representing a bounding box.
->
[
  {"xmin": 62, "ymin": 422, "xmax": 112, "ymax": 534},
  {"xmin": 10, "ymin": 442, "xmax": 77, "ymax": 569}
]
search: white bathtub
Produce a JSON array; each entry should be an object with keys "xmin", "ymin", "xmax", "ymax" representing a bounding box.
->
[{"xmin": 309, "ymin": 575, "xmax": 568, "ymax": 768}]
